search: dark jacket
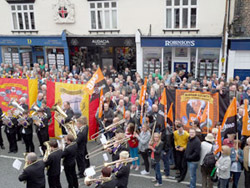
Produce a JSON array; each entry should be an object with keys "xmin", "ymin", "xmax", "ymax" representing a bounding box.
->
[
  {"xmin": 21, "ymin": 104, "xmax": 29, "ymax": 111},
  {"xmin": 110, "ymin": 145, "xmax": 128, "ymax": 161},
  {"xmin": 102, "ymin": 109, "xmax": 114, "ymax": 127},
  {"xmin": 18, "ymin": 160, "xmax": 45, "ymax": 188},
  {"xmin": 151, "ymin": 141, "xmax": 164, "ymax": 162},
  {"xmin": 96, "ymin": 178, "xmax": 117, "ymax": 188},
  {"xmin": 4, "ymin": 117, "xmax": 18, "ymax": 134},
  {"xmin": 115, "ymin": 163, "xmax": 130, "ymax": 188},
  {"xmin": 21, "ymin": 117, "xmax": 33, "ymax": 135},
  {"xmin": 62, "ymin": 142, "xmax": 77, "ymax": 167},
  {"xmin": 76, "ymin": 125, "xmax": 88, "ymax": 153},
  {"xmin": 185, "ymin": 136, "xmax": 201, "ymax": 162},
  {"xmin": 65, "ymin": 108, "xmax": 74, "ymax": 123},
  {"xmin": 161, "ymin": 127, "xmax": 173, "ymax": 153},
  {"xmin": 45, "ymin": 149, "xmax": 63, "ymax": 176}
]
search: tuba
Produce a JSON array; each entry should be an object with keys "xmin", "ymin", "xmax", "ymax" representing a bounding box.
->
[
  {"xmin": 43, "ymin": 141, "xmax": 51, "ymax": 161},
  {"xmin": 8, "ymin": 99, "xmax": 25, "ymax": 115},
  {"xmin": 51, "ymin": 103, "xmax": 67, "ymax": 124},
  {"xmin": 63, "ymin": 121, "xmax": 77, "ymax": 139}
]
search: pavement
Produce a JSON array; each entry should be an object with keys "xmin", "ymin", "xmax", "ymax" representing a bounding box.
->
[{"xmin": 0, "ymin": 128, "xmax": 245, "ymax": 188}]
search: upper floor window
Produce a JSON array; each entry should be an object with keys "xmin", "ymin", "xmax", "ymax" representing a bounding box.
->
[
  {"xmin": 89, "ymin": 1, "xmax": 118, "ymax": 30},
  {"xmin": 165, "ymin": 0, "xmax": 197, "ymax": 29},
  {"xmin": 11, "ymin": 4, "xmax": 36, "ymax": 31}
]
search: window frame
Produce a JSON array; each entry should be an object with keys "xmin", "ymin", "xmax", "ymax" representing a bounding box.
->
[
  {"xmin": 10, "ymin": 3, "xmax": 36, "ymax": 32},
  {"xmin": 89, "ymin": 1, "xmax": 119, "ymax": 31},
  {"xmin": 164, "ymin": 0, "xmax": 198, "ymax": 30}
]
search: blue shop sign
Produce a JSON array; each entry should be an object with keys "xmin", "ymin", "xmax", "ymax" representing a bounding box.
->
[
  {"xmin": 141, "ymin": 37, "xmax": 222, "ymax": 48},
  {"xmin": 0, "ymin": 36, "xmax": 64, "ymax": 47},
  {"xmin": 230, "ymin": 39, "xmax": 250, "ymax": 50}
]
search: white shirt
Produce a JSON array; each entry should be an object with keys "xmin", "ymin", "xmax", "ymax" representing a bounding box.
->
[{"xmin": 200, "ymin": 141, "xmax": 213, "ymax": 165}]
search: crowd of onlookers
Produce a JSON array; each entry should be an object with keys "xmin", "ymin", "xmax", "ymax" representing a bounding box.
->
[{"xmin": 1, "ymin": 61, "xmax": 250, "ymax": 188}]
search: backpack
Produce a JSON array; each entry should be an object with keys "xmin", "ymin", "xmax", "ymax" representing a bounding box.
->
[{"xmin": 202, "ymin": 145, "xmax": 216, "ymax": 173}]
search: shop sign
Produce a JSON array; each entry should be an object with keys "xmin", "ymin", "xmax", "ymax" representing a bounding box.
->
[
  {"xmin": 165, "ymin": 40, "xmax": 195, "ymax": 47},
  {"xmin": 91, "ymin": 39, "xmax": 110, "ymax": 46}
]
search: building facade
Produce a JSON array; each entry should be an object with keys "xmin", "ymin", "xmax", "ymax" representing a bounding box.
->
[{"xmin": 0, "ymin": 0, "xmax": 231, "ymax": 78}]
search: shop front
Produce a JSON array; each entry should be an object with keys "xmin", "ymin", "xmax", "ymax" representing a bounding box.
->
[
  {"xmin": 67, "ymin": 36, "xmax": 136, "ymax": 73},
  {"xmin": 0, "ymin": 32, "xmax": 69, "ymax": 69},
  {"xmin": 138, "ymin": 37, "xmax": 222, "ymax": 80},
  {"xmin": 228, "ymin": 39, "xmax": 250, "ymax": 80}
]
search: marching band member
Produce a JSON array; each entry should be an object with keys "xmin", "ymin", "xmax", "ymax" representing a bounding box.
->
[
  {"xmin": 102, "ymin": 103, "xmax": 114, "ymax": 139},
  {"xmin": 107, "ymin": 133, "xmax": 128, "ymax": 161},
  {"xmin": 113, "ymin": 151, "xmax": 130, "ymax": 188},
  {"xmin": 95, "ymin": 167, "xmax": 117, "ymax": 188},
  {"xmin": 44, "ymin": 140, "xmax": 63, "ymax": 188},
  {"xmin": 0, "ymin": 107, "xmax": 5, "ymax": 149},
  {"xmin": 62, "ymin": 134, "xmax": 79, "ymax": 188},
  {"xmin": 35, "ymin": 109, "xmax": 49, "ymax": 155},
  {"xmin": 19, "ymin": 97, "xmax": 29, "ymax": 110},
  {"xmin": 41, "ymin": 100, "xmax": 52, "ymax": 136},
  {"xmin": 3, "ymin": 110, "xmax": 18, "ymax": 153},
  {"xmin": 18, "ymin": 152, "xmax": 46, "ymax": 188},
  {"xmin": 20, "ymin": 111, "xmax": 35, "ymax": 153},
  {"xmin": 61, "ymin": 101, "xmax": 74, "ymax": 134},
  {"xmin": 76, "ymin": 116, "xmax": 89, "ymax": 178}
]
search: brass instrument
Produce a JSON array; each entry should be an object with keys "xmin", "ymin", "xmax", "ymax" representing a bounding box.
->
[
  {"xmin": 32, "ymin": 115, "xmax": 45, "ymax": 128},
  {"xmin": 94, "ymin": 157, "xmax": 139, "ymax": 172},
  {"xmin": 91, "ymin": 119, "xmax": 125, "ymax": 140},
  {"xmin": 23, "ymin": 152, "xmax": 29, "ymax": 169},
  {"xmin": 51, "ymin": 103, "xmax": 67, "ymax": 124},
  {"xmin": 2, "ymin": 113, "xmax": 13, "ymax": 127},
  {"xmin": 85, "ymin": 137, "xmax": 129, "ymax": 159},
  {"xmin": 9, "ymin": 99, "xmax": 25, "ymax": 116},
  {"xmin": 63, "ymin": 120, "xmax": 77, "ymax": 139},
  {"xmin": 43, "ymin": 141, "xmax": 51, "ymax": 161},
  {"xmin": 30, "ymin": 103, "xmax": 48, "ymax": 117},
  {"xmin": 84, "ymin": 176, "xmax": 112, "ymax": 186}
]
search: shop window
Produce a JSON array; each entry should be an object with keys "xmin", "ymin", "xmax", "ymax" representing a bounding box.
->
[
  {"xmin": 198, "ymin": 48, "xmax": 220, "ymax": 80},
  {"xmin": 89, "ymin": 1, "xmax": 118, "ymax": 30},
  {"xmin": 165, "ymin": 0, "xmax": 197, "ymax": 29},
  {"xmin": 143, "ymin": 48, "xmax": 162, "ymax": 78},
  {"xmin": 163, "ymin": 48, "xmax": 172, "ymax": 75},
  {"xmin": 10, "ymin": 4, "xmax": 36, "ymax": 31}
]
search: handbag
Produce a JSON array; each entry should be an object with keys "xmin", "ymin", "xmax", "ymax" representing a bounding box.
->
[
  {"xmin": 210, "ymin": 167, "xmax": 218, "ymax": 182},
  {"xmin": 151, "ymin": 158, "xmax": 156, "ymax": 168}
]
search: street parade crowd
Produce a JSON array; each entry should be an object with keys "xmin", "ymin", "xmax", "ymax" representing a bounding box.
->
[{"xmin": 0, "ymin": 61, "xmax": 250, "ymax": 188}]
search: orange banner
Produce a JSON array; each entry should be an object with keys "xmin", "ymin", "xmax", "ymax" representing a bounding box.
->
[{"xmin": 242, "ymin": 100, "xmax": 250, "ymax": 136}]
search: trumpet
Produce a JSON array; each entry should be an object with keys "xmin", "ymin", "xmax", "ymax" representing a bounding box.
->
[
  {"xmin": 94, "ymin": 157, "xmax": 139, "ymax": 172},
  {"xmin": 84, "ymin": 176, "xmax": 112, "ymax": 186},
  {"xmin": 91, "ymin": 119, "xmax": 125, "ymax": 140},
  {"xmin": 85, "ymin": 137, "xmax": 129, "ymax": 159}
]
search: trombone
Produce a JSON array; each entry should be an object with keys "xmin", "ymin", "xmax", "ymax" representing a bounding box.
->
[
  {"xmin": 84, "ymin": 176, "xmax": 112, "ymax": 186},
  {"xmin": 91, "ymin": 119, "xmax": 125, "ymax": 140},
  {"xmin": 85, "ymin": 137, "xmax": 129, "ymax": 159},
  {"xmin": 94, "ymin": 157, "xmax": 139, "ymax": 172}
]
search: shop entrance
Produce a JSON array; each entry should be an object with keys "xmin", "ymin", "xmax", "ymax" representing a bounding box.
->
[{"xmin": 172, "ymin": 47, "xmax": 190, "ymax": 73}]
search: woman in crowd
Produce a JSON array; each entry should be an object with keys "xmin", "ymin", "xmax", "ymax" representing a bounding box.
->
[
  {"xmin": 135, "ymin": 123, "xmax": 151, "ymax": 175},
  {"xmin": 229, "ymin": 140, "xmax": 243, "ymax": 188},
  {"xmin": 216, "ymin": 145, "xmax": 231, "ymax": 188},
  {"xmin": 126, "ymin": 123, "xmax": 140, "ymax": 171},
  {"xmin": 149, "ymin": 132, "xmax": 163, "ymax": 187}
]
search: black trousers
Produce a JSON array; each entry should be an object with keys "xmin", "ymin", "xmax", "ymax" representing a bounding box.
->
[
  {"xmin": 76, "ymin": 152, "xmax": 86, "ymax": 176},
  {"xmin": 64, "ymin": 164, "xmax": 78, "ymax": 188},
  {"xmin": 48, "ymin": 175, "xmax": 62, "ymax": 188},
  {"xmin": 22, "ymin": 133, "xmax": 34, "ymax": 152},
  {"xmin": 244, "ymin": 169, "xmax": 250, "ymax": 188},
  {"xmin": 0, "ymin": 126, "xmax": 3, "ymax": 146},
  {"xmin": 37, "ymin": 130, "xmax": 49, "ymax": 154},
  {"xmin": 16, "ymin": 125, "xmax": 22, "ymax": 140},
  {"xmin": 6, "ymin": 132, "xmax": 18, "ymax": 152},
  {"xmin": 140, "ymin": 151, "xmax": 150, "ymax": 172},
  {"xmin": 176, "ymin": 150, "xmax": 187, "ymax": 179}
]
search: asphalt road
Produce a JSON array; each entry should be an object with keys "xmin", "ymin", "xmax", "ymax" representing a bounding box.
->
[{"xmin": 0, "ymin": 128, "xmax": 245, "ymax": 188}]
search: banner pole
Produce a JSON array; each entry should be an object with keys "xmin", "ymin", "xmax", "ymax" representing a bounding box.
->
[{"xmin": 207, "ymin": 102, "xmax": 210, "ymax": 134}]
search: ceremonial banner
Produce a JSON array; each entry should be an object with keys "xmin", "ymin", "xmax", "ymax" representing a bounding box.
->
[
  {"xmin": 0, "ymin": 78, "xmax": 38, "ymax": 113},
  {"xmin": 47, "ymin": 81, "xmax": 89, "ymax": 138},
  {"xmin": 242, "ymin": 100, "xmax": 250, "ymax": 136},
  {"xmin": 221, "ymin": 97, "xmax": 237, "ymax": 138},
  {"xmin": 175, "ymin": 90, "xmax": 219, "ymax": 133}
]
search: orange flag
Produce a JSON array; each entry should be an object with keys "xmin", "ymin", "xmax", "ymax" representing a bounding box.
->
[
  {"xmin": 85, "ymin": 67, "xmax": 105, "ymax": 95},
  {"xmin": 160, "ymin": 88, "xmax": 167, "ymax": 127},
  {"xmin": 139, "ymin": 77, "xmax": 147, "ymax": 124},
  {"xmin": 167, "ymin": 102, "xmax": 173, "ymax": 128},
  {"xmin": 214, "ymin": 126, "xmax": 222, "ymax": 154},
  {"xmin": 242, "ymin": 100, "xmax": 250, "ymax": 136},
  {"xmin": 200, "ymin": 103, "xmax": 208, "ymax": 123},
  {"xmin": 98, "ymin": 88, "xmax": 104, "ymax": 119},
  {"xmin": 221, "ymin": 97, "xmax": 237, "ymax": 137}
]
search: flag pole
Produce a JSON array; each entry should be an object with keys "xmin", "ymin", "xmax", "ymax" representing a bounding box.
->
[{"xmin": 207, "ymin": 102, "xmax": 210, "ymax": 134}]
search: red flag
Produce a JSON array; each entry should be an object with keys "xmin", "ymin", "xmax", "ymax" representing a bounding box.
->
[{"xmin": 242, "ymin": 100, "xmax": 250, "ymax": 136}]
